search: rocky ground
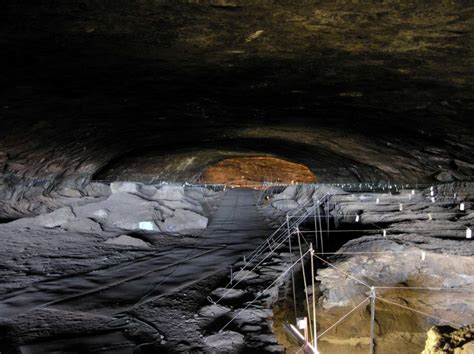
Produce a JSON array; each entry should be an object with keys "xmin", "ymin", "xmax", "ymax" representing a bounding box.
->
[
  {"xmin": 261, "ymin": 182, "xmax": 474, "ymax": 353},
  {"xmin": 422, "ymin": 325, "xmax": 474, "ymax": 353},
  {"xmin": 0, "ymin": 182, "xmax": 219, "ymax": 295},
  {"xmin": 0, "ymin": 185, "xmax": 292, "ymax": 353}
]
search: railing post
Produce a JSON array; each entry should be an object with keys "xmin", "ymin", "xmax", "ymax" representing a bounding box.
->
[
  {"xmin": 288, "ymin": 214, "xmax": 298, "ymax": 323},
  {"xmin": 370, "ymin": 286, "xmax": 376, "ymax": 354},
  {"xmin": 310, "ymin": 243, "xmax": 318, "ymax": 353}
]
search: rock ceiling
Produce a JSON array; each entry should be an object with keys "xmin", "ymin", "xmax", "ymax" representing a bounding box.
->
[{"xmin": 1, "ymin": 0, "xmax": 473, "ymax": 182}]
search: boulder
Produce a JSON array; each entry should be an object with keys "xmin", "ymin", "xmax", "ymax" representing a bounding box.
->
[
  {"xmin": 233, "ymin": 308, "xmax": 271, "ymax": 326},
  {"xmin": 272, "ymin": 185, "xmax": 298, "ymax": 201},
  {"xmin": 204, "ymin": 331, "xmax": 244, "ymax": 352},
  {"xmin": 57, "ymin": 187, "xmax": 82, "ymax": 198},
  {"xmin": 210, "ymin": 288, "xmax": 247, "ymax": 302},
  {"xmin": 62, "ymin": 218, "xmax": 103, "ymax": 233},
  {"xmin": 105, "ymin": 235, "xmax": 150, "ymax": 248},
  {"xmin": 138, "ymin": 184, "xmax": 158, "ymax": 197},
  {"xmin": 295, "ymin": 184, "xmax": 315, "ymax": 205},
  {"xmin": 153, "ymin": 185, "xmax": 185, "ymax": 201},
  {"xmin": 73, "ymin": 192, "xmax": 161, "ymax": 232},
  {"xmin": 198, "ymin": 304, "xmax": 231, "ymax": 318},
  {"xmin": 35, "ymin": 207, "xmax": 76, "ymax": 228},
  {"xmin": 110, "ymin": 182, "xmax": 140, "ymax": 194},
  {"xmin": 264, "ymin": 344, "xmax": 285, "ymax": 353},
  {"xmin": 84, "ymin": 182, "xmax": 111, "ymax": 197},
  {"xmin": 160, "ymin": 209, "xmax": 208, "ymax": 234},
  {"xmin": 232, "ymin": 270, "xmax": 259, "ymax": 283},
  {"xmin": 160, "ymin": 199, "xmax": 203, "ymax": 213},
  {"xmin": 271, "ymin": 199, "xmax": 299, "ymax": 212}
]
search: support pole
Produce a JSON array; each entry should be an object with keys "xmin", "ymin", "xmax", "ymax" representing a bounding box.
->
[
  {"xmin": 326, "ymin": 197, "xmax": 330, "ymax": 240},
  {"xmin": 370, "ymin": 286, "xmax": 376, "ymax": 354},
  {"xmin": 316, "ymin": 203, "xmax": 324, "ymax": 254},
  {"xmin": 313, "ymin": 198, "xmax": 319, "ymax": 251},
  {"xmin": 310, "ymin": 243, "xmax": 318, "ymax": 353},
  {"xmin": 288, "ymin": 215, "xmax": 298, "ymax": 323}
]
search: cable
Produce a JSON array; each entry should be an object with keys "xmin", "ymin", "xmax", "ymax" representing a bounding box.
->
[
  {"xmin": 377, "ymin": 296, "xmax": 463, "ymax": 328},
  {"xmin": 219, "ymin": 250, "xmax": 311, "ymax": 332},
  {"xmin": 317, "ymin": 296, "xmax": 371, "ymax": 339}
]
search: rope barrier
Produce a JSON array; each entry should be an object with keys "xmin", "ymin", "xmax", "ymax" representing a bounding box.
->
[
  {"xmin": 317, "ymin": 296, "xmax": 371, "ymax": 339},
  {"xmin": 377, "ymin": 296, "xmax": 463, "ymax": 328},
  {"xmin": 219, "ymin": 250, "xmax": 311, "ymax": 332},
  {"xmin": 312, "ymin": 253, "xmax": 372, "ymax": 289}
]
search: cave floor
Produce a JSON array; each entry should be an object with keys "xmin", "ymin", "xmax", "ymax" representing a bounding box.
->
[{"xmin": 0, "ymin": 188, "xmax": 274, "ymax": 352}]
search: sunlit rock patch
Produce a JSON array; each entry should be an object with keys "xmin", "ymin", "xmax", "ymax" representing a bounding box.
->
[{"xmin": 200, "ymin": 156, "xmax": 317, "ymax": 187}]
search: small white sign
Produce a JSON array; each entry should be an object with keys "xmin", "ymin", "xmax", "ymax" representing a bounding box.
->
[
  {"xmin": 139, "ymin": 221, "xmax": 155, "ymax": 231},
  {"xmin": 399, "ymin": 203, "xmax": 403, "ymax": 211},
  {"xmin": 355, "ymin": 215, "xmax": 360, "ymax": 222},
  {"xmin": 297, "ymin": 317, "xmax": 307, "ymax": 330},
  {"xmin": 383, "ymin": 230, "xmax": 387, "ymax": 238},
  {"xmin": 467, "ymin": 228, "xmax": 472, "ymax": 239},
  {"xmin": 421, "ymin": 251, "xmax": 426, "ymax": 261},
  {"xmin": 460, "ymin": 203, "xmax": 465, "ymax": 211}
]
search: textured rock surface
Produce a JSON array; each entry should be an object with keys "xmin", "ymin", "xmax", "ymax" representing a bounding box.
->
[
  {"xmin": 104, "ymin": 235, "xmax": 150, "ymax": 248},
  {"xmin": 1, "ymin": 1, "xmax": 473, "ymax": 183},
  {"xmin": 264, "ymin": 182, "xmax": 474, "ymax": 353},
  {"xmin": 422, "ymin": 326, "xmax": 474, "ymax": 354},
  {"xmin": 201, "ymin": 156, "xmax": 317, "ymax": 186},
  {"xmin": 0, "ymin": 184, "xmax": 219, "ymax": 294}
]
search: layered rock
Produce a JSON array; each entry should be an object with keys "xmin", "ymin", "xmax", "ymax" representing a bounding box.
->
[
  {"xmin": 422, "ymin": 325, "xmax": 474, "ymax": 354},
  {"xmin": 263, "ymin": 182, "xmax": 474, "ymax": 353},
  {"xmin": 0, "ymin": 182, "xmax": 220, "ymax": 294}
]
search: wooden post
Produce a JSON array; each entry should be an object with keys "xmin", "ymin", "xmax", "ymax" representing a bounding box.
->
[
  {"xmin": 370, "ymin": 287, "xmax": 376, "ymax": 354},
  {"xmin": 310, "ymin": 243, "xmax": 318, "ymax": 353}
]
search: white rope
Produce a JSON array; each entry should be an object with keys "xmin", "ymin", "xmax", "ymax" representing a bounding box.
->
[
  {"xmin": 317, "ymin": 296, "xmax": 371, "ymax": 339},
  {"xmin": 219, "ymin": 250, "xmax": 311, "ymax": 332},
  {"xmin": 312, "ymin": 253, "xmax": 372, "ymax": 289},
  {"xmin": 216, "ymin": 194, "xmax": 329, "ymax": 304},
  {"xmin": 377, "ymin": 296, "xmax": 462, "ymax": 328},
  {"xmin": 297, "ymin": 230, "xmax": 313, "ymax": 343}
]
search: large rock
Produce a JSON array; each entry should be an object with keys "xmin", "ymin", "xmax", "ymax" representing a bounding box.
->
[
  {"xmin": 153, "ymin": 185, "xmax": 185, "ymax": 201},
  {"xmin": 233, "ymin": 308, "xmax": 272, "ymax": 326},
  {"xmin": 422, "ymin": 325, "xmax": 474, "ymax": 354},
  {"xmin": 204, "ymin": 331, "xmax": 244, "ymax": 352},
  {"xmin": 271, "ymin": 199, "xmax": 299, "ymax": 212},
  {"xmin": 272, "ymin": 185, "xmax": 298, "ymax": 201},
  {"xmin": 159, "ymin": 199, "xmax": 203, "ymax": 213},
  {"xmin": 73, "ymin": 192, "xmax": 161, "ymax": 232},
  {"xmin": 198, "ymin": 304, "xmax": 231, "ymax": 318},
  {"xmin": 160, "ymin": 209, "xmax": 208, "ymax": 234},
  {"xmin": 295, "ymin": 184, "xmax": 315, "ymax": 205},
  {"xmin": 105, "ymin": 235, "xmax": 150, "ymax": 248},
  {"xmin": 62, "ymin": 218, "xmax": 103, "ymax": 233},
  {"xmin": 110, "ymin": 182, "xmax": 140, "ymax": 194},
  {"xmin": 34, "ymin": 207, "xmax": 76, "ymax": 228}
]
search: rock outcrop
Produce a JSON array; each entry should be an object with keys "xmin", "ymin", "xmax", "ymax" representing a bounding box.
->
[
  {"xmin": 263, "ymin": 182, "xmax": 474, "ymax": 353},
  {"xmin": 422, "ymin": 326, "xmax": 474, "ymax": 354}
]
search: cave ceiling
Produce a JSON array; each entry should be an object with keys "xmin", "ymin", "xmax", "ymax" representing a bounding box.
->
[{"xmin": 1, "ymin": 0, "xmax": 473, "ymax": 182}]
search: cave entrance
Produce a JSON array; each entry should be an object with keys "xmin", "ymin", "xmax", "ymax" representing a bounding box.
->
[{"xmin": 199, "ymin": 156, "xmax": 317, "ymax": 187}]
